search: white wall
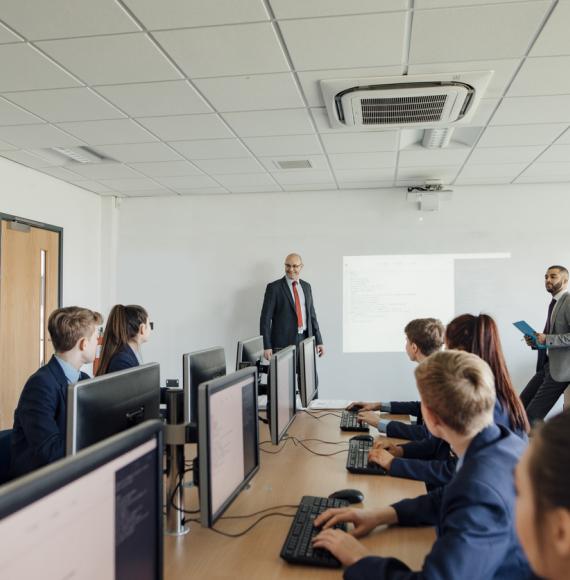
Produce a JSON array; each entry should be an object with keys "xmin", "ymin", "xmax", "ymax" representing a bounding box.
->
[
  {"xmin": 0, "ymin": 158, "xmax": 102, "ymax": 312},
  {"xmin": 114, "ymin": 184, "xmax": 570, "ymax": 403}
]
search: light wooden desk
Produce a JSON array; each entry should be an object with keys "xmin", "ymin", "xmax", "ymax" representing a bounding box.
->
[{"xmin": 164, "ymin": 412, "xmax": 435, "ymax": 579}]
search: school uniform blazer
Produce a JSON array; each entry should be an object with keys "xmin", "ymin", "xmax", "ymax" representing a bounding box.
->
[
  {"xmin": 260, "ymin": 277, "xmax": 323, "ymax": 350},
  {"xmin": 344, "ymin": 424, "xmax": 532, "ymax": 580},
  {"xmin": 545, "ymin": 292, "xmax": 570, "ymax": 381},
  {"xmin": 107, "ymin": 344, "xmax": 139, "ymax": 373},
  {"xmin": 10, "ymin": 356, "xmax": 90, "ymax": 478}
]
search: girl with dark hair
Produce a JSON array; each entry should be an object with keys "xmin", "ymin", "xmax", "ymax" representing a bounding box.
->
[
  {"xmin": 515, "ymin": 409, "xmax": 570, "ymax": 579},
  {"xmin": 96, "ymin": 304, "xmax": 151, "ymax": 376}
]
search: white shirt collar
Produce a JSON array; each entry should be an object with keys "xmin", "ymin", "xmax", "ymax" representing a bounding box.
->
[{"xmin": 552, "ymin": 289, "xmax": 566, "ymax": 301}]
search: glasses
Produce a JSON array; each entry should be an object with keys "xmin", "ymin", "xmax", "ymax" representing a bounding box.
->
[{"xmin": 285, "ymin": 264, "xmax": 302, "ymax": 269}]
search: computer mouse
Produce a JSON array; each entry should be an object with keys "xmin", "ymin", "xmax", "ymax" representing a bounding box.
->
[
  {"xmin": 350, "ymin": 434, "xmax": 374, "ymax": 443},
  {"xmin": 328, "ymin": 488, "xmax": 364, "ymax": 504},
  {"xmin": 349, "ymin": 404, "xmax": 363, "ymax": 412}
]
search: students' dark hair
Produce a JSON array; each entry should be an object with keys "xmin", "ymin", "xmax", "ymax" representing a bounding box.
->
[
  {"xmin": 547, "ymin": 265, "xmax": 569, "ymax": 277},
  {"xmin": 96, "ymin": 304, "xmax": 148, "ymax": 376},
  {"xmin": 529, "ymin": 409, "xmax": 570, "ymax": 526},
  {"xmin": 404, "ymin": 318, "xmax": 445, "ymax": 356},
  {"xmin": 445, "ymin": 313, "xmax": 530, "ymax": 434},
  {"xmin": 48, "ymin": 307, "xmax": 102, "ymax": 352}
]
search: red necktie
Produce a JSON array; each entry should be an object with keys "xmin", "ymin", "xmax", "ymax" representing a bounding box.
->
[{"xmin": 292, "ymin": 281, "xmax": 303, "ymax": 329}]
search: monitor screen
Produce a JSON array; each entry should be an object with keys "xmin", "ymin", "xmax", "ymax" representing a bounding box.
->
[
  {"xmin": 235, "ymin": 335, "xmax": 264, "ymax": 370},
  {"xmin": 66, "ymin": 363, "xmax": 161, "ymax": 455},
  {"xmin": 299, "ymin": 337, "xmax": 318, "ymax": 408},
  {"xmin": 182, "ymin": 347, "xmax": 226, "ymax": 427},
  {"xmin": 197, "ymin": 368, "xmax": 259, "ymax": 527},
  {"xmin": 0, "ymin": 421, "xmax": 163, "ymax": 580},
  {"xmin": 269, "ymin": 346, "xmax": 297, "ymax": 445}
]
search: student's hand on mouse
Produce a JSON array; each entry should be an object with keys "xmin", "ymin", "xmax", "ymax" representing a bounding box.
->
[
  {"xmin": 263, "ymin": 349, "xmax": 273, "ymax": 360},
  {"xmin": 314, "ymin": 507, "xmax": 380, "ymax": 538},
  {"xmin": 312, "ymin": 529, "xmax": 370, "ymax": 567},
  {"xmin": 357, "ymin": 411, "xmax": 380, "ymax": 426},
  {"xmin": 346, "ymin": 402, "xmax": 379, "ymax": 411},
  {"xmin": 368, "ymin": 448, "xmax": 395, "ymax": 470}
]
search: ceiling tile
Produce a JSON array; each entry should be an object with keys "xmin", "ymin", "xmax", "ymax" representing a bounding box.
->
[
  {"xmin": 0, "ymin": 23, "xmax": 22, "ymax": 44},
  {"xmin": 0, "ymin": 0, "xmax": 139, "ymax": 40},
  {"xmin": 260, "ymin": 155, "xmax": 329, "ymax": 172},
  {"xmin": 508, "ymin": 56, "xmax": 570, "ymax": 97},
  {"xmin": 0, "ymin": 124, "xmax": 84, "ymax": 148},
  {"xmin": 458, "ymin": 163, "xmax": 527, "ymax": 178},
  {"xmin": 398, "ymin": 146, "xmax": 470, "ymax": 167},
  {"xmin": 283, "ymin": 183, "xmax": 336, "ymax": 191},
  {"xmin": 530, "ymin": 2, "xmax": 570, "ymax": 57},
  {"xmin": 516, "ymin": 163, "xmax": 570, "ymax": 182},
  {"xmin": 1, "ymin": 150, "xmax": 53, "ymax": 168},
  {"xmin": 410, "ymin": 3, "xmax": 549, "ymax": 64},
  {"xmin": 469, "ymin": 145, "xmax": 544, "ymax": 164},
  {"xmin": 555, "ymin": 128, "xmax": 570, "ymax": 145},
  {"xmin": 222, "ymin": 109, "xmax": 314, "ymax": 137},
  {"xmin": 491, "ymin": 95, "xmax": 570, "ymax": 125},
  {"xmin": 477, "ymin": 124, "xmax": 567, "ymax": 147},
  {"xmin": 128, "ymin": 161, "xmax": 201, "ymax": 177},
  {"xmin": 0, "ymin": 139, "xmax": 17, "ymax": 151},
  {"xmin": 123, "ymin": 0, "xmax": 269, "ymax": 29},
  {"xmin": 95, "ymin": 81, "xmax": 211, "ymax": 117},
  {"xmin": 75, "ymin": 180, "xmax": 112, "ymax": 194},
  {"xmin": 70, "ymin": 163, "xmax": 144, "ymax": 179},
  {"xmin": 0, "ymin": 43, "xmax": 80, "ymax": 92},
  {"xmin": 297, "ymin": 66, "xmax": 403, "ymax": 107},
  {"xmin": 534, "ymin": 145, "xmax": 570, "ymax": 164},
  {"xmin": 95, "ymin": 142, "xmax": 182, "ymax": 163},
  {"xmin": 408, "ymin": 59, "xmax": 519, "ymax": 99},
  {"xmin": 155, "ymin": 175, "xmax": 220, "ymax": 188},
  {"xmin": 321, "ymin": 131, "xmax": 397, "ymax": 153},
  {"xmin": 214, "ymin": 173, "xmax": 278, "ymax": 188},
  {"xmin": 98, "ymin": 178, "xmax": 162, "ymax": 191},
  {"xmin": 37, "ymin": 166, "xmax": 88, "ymax": 181},
  {"xmin": 396, "ymin": 165, "xmax": 460, "ymax": 181},
  {"xmin": 279, "ymin": 13, "xmax": 406, "ymax": 70},
  {"xmin": 122, "ymin": 189, "xmax": 174, "ymax": 197},
  {"xmin": 56, "ymin": 119, "xmax": 156, "ymax": 145},
  {"xmin": 329, "ymin": 151, "xmax": 396, "ymax": 169},
  {"xmin": 272, "ymin": 170, "xmax": 334, "ymax": 185},
  {"xmin": 227, "ymin": 184, "xmax": 282, "ymax": 193},
  {"xmin": 138, "ymin": 114, "xmax": 233, "ymax": 141},
  {"xmin": 154, "ymin": 23, "xmax": 288, "ymax": 77},
  {"xmin": 270, "ymin": 0, "xmax": 407, "ymax": 18},
  {"xmin": 243, "ymin": 134, "xmax": 323, "ymax": 157},
  {"xmin": 415, "ymin": 0, "xmax": 532, "ymax": 7},
  {"xmin": 454, "ymin": 176, "xmax": 514, "ymax": 185},
  {"xmin": 3, "ymin": 87, "xmax": 125, "ymax": 122},
  {"xmin": 0, "ymin": 97, "xmax": 42, "ymax": 125},
  {"xmin": 193, "ymin": 157, "xmax": 265, "ymax": 174},
  {"xmin": 334, "ymin": 168, "xmax": 394, "ymax": 182},
  {"xmin": 338, "ymin": 181, "xmax": 394, "ymax": 189},
  {"xmin": 37, "ymin": 33, "xmax": 182, "ymax": 85},
  {"xmin": 194, "ymin": 73, "xmax": 304, "ymax": 112},
  {"xmin": 170, "ymin": 139, "xmax": 251, "ymax": 160},
  {"xmin": 177, "ymin": 187, "xmax": 228, "ymax": 195}
]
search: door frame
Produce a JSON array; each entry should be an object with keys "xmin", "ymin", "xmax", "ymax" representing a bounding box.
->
[{"xmin": 0, "ymin": 212, "xmax": 63, "ymax": 307}]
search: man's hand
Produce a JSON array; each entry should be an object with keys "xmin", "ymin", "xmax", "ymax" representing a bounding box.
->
[
  {"xmin": 372, "ymin": 439, "xmax": 404, "ymax": 457},
  {"xmin": 346, "ymin": 402, "xmax": 380, "ymax": 411},
  {"xmin": 314, "ymin": 507, "xmax": 380, "ymax": 538},
  {"xmin": 263, "ymin": 349, "xmax": 273, "ymax": 360},
  {"xmin": 535, "ymin": 333, "xmax": 546, "ymax": 345},
  {"xmin": 368, "ymin": 448, "xmax": 396, "ymax": 470},
  {"xmin": 312, "ymin": 529, "xmax": 370, "ymax": 567},
  {"xmin": 316, "ymin": 344, "xmax": 326, "ymax": 357},
  {"xmin": 357, "ymin": 411, "xmax": 381, "ymax": 427}
]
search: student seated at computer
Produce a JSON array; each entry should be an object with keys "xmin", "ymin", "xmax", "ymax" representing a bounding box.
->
[
  {"xmin": 347, "ymin": 317, "xmax": 444, "ymax": 441},
  {"xmin": 96, "ymin": 304, "xmax": 151, "ymax": 375},
  {"xmin": 515, "ymin": 408, "xmax": 570, "ymax": 580},
  {"xmin": 10, "ymin": 306, "xmax": 102, "ymax": 479},
  {"xmin": 313, "ymin": 350, "xmax": 532, "ymax": 580},
  {"xmin": 369, "ymin": 313, "xmax": 530, "ymax": 487}
]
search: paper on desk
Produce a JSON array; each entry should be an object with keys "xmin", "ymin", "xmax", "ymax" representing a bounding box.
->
[{"xmin": 309, "ymin": 399, "xmax": 352, "ymax": 410}]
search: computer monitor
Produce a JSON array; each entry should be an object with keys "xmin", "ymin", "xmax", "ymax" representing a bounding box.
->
[
  {"xmin": 197, "ymin": 367, "xmax": 259, "ymax": 527},
  {"xmin": 182, "ymin": 347, "xmax": 226, "ymax": 426},
  {"xmin": 299, "ymin": 337, "xmax": 318, "ymax": 408},
  {"xmin": 269, "ymin": 346, "xmax": 297, "ymax": 445},
  {"xmin": 235, "ymin": 335, "xmax": 264, "ymax": 371},
  {"xmin": 0, "ymin": 421, "xmax": 163, "ymax": 580},
  {"xmin": 66, "ymin": 363, "xmax": 161, "ymax": 455}
]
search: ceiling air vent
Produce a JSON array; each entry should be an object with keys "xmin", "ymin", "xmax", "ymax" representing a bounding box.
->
[
  {"xmin": 321, "ymin": 72, "xmax": 492, "ymax": 130},
  {"xmin": 274, "ymin": 159, "xmax": 312, "ymax": 170}
]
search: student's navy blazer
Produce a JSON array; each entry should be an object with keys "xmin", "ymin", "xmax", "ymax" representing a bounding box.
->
[
  {"xmin": 345, "ymin": 424, "xmax": 532, "ymax": 580},
  {"xmin": 10, "ymin": 356, "xmax": 90, "ymax": 478},
  {"xmin": 107, "ymin": 344, "xmax": 139, "ymax": 373}
]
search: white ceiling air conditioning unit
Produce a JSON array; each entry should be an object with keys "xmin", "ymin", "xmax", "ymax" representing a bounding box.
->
[{"xmin": 320, "ymin": 71, "xmax": 493, "ymax": 130}]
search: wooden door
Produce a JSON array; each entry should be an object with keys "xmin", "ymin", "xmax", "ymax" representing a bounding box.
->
[{"xmin": 0, "ymin": 220, "xmax": 60, "ymax": 430}]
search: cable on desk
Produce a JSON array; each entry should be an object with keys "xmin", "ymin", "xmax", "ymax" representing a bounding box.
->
[
  {"xmin": 258, "ymin": 438, "xmax": 293, "ymax": 454},
  {"xmin": 301, "ymin": 410, "xmax": 342, "ymax": 419},
  {"xmin": 289, "ymin": 437, "xmax": 350, "ymax": 457},
  {"xmin": 170, "ymin": 465, "xmax": 200, "ymax": 515},
  {"xmin": 210, "ymin": 512, "xmax": 296, "ymax": 538},
  {"xmin": 220, "ymin": 504, "xmax": 299, "ymax": 520}
]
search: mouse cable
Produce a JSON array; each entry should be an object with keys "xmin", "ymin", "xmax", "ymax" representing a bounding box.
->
[
  {"xmin": 210, "ymin": 512, "xmax": 296, "ymax": 538},
  {"xmin": 220, "ymin": 503, "xmax": 299, "ymax": 520}
]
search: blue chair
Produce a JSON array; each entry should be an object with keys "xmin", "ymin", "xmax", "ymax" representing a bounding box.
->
[{"xmin": 0, "ymin": 429, "xmax": 12, "ymax": 485}]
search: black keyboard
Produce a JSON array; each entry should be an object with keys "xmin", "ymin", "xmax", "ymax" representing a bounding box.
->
[
  {"xmin": 340, "ymin": 410, "xmax": 370, "ymax": 432},
  {"xmin": 280, "ymin": 495, "xmax": 349, "ymax": 568},
  {"xmin": 346, "ymin": 439, "xmax": 388, "ymax": 475}
]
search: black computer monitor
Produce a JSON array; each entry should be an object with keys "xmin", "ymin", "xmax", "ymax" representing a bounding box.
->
[
  {"xmin": 299, "ymin": 337, "xmax": 318, "ymax": 408},
  {"xmin": 269, "ymin": 346, "xmax": 297, "ymax": 445},
  {"xmin": 182, "ymin": 347, "xmax": 226, "ymax": 426},
  {"xmin": 0, "ymin": 421, "xmax": 163, "ymax": 580},
  {"xmin": 66, "ymin": 363, "xmax": 161, "ymax": 455},
  {"xmin": 235, "ymin": 335, "xmax": 264, "ymax": 370},
  {"xmin": 197, "ymin": 367, "xmax": 259, "ymax": 527}
]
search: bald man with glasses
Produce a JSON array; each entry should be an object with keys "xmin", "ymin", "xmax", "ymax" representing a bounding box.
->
[{"xmin": 260, "ymin": 253, "xmax": 325, "ymax": 361}]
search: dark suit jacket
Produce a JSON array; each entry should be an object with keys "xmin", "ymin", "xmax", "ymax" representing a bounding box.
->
[
  {"xmin": 345, "ymin": 425, "xmax": 532, "ymax": 580},
  {"xmin": 107, "ymin": 344, "xmax": 140, "ymax": 373},
  {"xmin": 386, "ymin": 401, "xmax": 425, "ymax": 440},
  {"xmin": 10, "ymin": 356, "xmax": 90, "ymax": 478},
  {"xmin": 260, "ymin": 277, "xmax": 323, "ymax": 350}
]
